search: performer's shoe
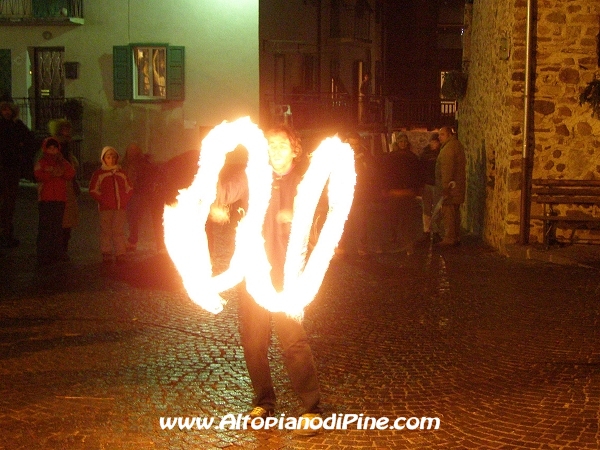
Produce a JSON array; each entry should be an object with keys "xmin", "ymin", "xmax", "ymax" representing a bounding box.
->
[{"xmin": 247, "ymin": 406, "xmax": 274, "ymax": 419}]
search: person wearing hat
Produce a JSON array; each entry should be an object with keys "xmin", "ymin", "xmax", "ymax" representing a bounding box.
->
[
  {"xmin": 0, "ymin": 99, "xmax": 34, "ymax": 249},
  {"xmin": 88, "ymin": 146, "xmax": 134, "ymax": 263}
]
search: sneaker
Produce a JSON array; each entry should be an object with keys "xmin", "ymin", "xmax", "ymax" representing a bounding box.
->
[
  {"xmin": 247, "ymin": 406, "xmax": 274, "ymax": 419},
  {"xmin": 294, "ymin": 413, "xmax": 322, "ymax": 436}
]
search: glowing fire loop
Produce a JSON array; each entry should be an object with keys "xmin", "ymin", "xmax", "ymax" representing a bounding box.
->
[{"xmin": 164, "ymin": 117, "xmax": 356, "ymax": 320}]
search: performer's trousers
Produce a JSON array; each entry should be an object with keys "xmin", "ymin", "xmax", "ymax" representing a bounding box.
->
[{"xmin": 238, "ymin": 287, "xmax": 321, "ymax": 414}]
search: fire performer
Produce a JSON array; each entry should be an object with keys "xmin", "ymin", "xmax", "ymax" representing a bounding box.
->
[{"xmin": 210, "ymin": 125, "xmax": 322, "ymax": 434}]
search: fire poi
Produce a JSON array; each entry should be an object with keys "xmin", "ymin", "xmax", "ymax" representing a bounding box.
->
[{"xmin": 163, "ymin": 117, "xmax": 356, "ymax": 320}]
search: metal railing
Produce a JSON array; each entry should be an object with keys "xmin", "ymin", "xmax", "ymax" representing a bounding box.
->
[
  {"xmin": 265, "ymin": 93, "xmax": 457, "ymax": 131},
  {"xmin": 265, "ymin": 93, "xmax": 355, "ymax": 130},
  {"xmin": 391, "ymin": 98, "xmax": 457, "ymax": 129},
  {"xmin": 12, "ymin": 97, "xmax": 84, "ymax": 180},
  {"xmin": 12, "ymin": 97, "xmax": 83, "ymax": 135},
  {"xmin": 0, "ymin": 0, "xmax": 83, "ymax": 20}
]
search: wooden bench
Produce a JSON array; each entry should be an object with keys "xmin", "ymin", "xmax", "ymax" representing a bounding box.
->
[{"xmin": 530, "ymin": 179, "xmax": 600, "ymax": 246}]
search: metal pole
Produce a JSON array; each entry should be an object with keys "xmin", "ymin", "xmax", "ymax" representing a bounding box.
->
[{"xmin": 519, "ymin": 0, "xmax": 533, "ymax": 244}]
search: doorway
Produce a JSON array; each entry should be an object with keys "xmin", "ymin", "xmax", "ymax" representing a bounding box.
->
[{"xmin": 33, "ymin": 47, "xmax": 65, "ymax": 131}]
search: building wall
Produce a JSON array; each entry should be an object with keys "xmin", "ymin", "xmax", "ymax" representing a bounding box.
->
[
  {"xmin": 1, "ymin": 0, "xmax": 259, "ymax": 164},
  {"xmin": 259, "ymin": 0, "xmax": 383, "ymax": 130},
  {"xmin": 459, "ymin": 0, "xmax": 600, "ymax": 251}
]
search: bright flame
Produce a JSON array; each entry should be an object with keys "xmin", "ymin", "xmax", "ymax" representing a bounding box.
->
[
  {"xmin": 164, "ymin": 117, "xmax": 271, "ymax": 313},
  {"xmin": 246, "ymin": 136, "xmax": 356, "ymax": 319},
  {"xmin": 164, "ymin": 119, "xmax": 356, "ymax": 321}
]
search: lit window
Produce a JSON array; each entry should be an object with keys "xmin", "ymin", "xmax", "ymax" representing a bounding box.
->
[
  {"xmin": 113, "ymin": 44, "xmax": 184, "ymax": 102},
  {"xmin": 134, "ymin": 46, "xmax": 166, "ymax": 100}
]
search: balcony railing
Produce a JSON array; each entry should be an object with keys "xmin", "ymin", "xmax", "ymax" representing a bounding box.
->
[
  {"xmin": 0, "ymin": 0, "xmax": 83, "ymax": 24},
  {"xmin": 264, "ymin": 93, "xmax": 457, "ymax": 131},
  {"xmin": 391, "ymin": 98, "xmax": 457, "ymax": 129}
]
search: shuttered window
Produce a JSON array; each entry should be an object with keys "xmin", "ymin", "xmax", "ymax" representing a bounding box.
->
[{"xmin": 113, "ymin": 45, "xmax": 184, "ymax": 102}]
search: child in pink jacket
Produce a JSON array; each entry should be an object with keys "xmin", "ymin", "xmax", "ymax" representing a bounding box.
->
[{"xmin": 89, "ymin": 146, "xmax": 133, "ymax": 263}]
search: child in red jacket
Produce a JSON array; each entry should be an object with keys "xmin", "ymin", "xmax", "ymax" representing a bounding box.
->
[
  {"xmin": 34, "ymin": 137, "xmax": 76, "ymax": 266},
  {"xmin": 89, "ymin": 146, "xmax": 133, "ymax": 263}
]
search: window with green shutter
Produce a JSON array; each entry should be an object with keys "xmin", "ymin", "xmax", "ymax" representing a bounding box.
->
[{"xmin": 113, "ymin": 44, "xmax": 184, "ymax": 102}]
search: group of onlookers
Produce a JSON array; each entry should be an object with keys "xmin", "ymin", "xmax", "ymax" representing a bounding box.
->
[
  {"xmin": 0, "ymin": 97, "xmax": 169, "ymax": 267},
  {"xmin": 2, "ymin": 93, "xmax": 465, "ymax": 268},
  {"xmin": 336, "ymin": 125, "xmax": 466, "ymax": 256}
]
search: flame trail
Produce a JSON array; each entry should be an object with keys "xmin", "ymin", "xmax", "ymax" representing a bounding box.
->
[
  {"xmin": 163, "ymin": 117, "xmax": 271, "ymax": 314},
  {"xmin": 164, "ymin": 119, "xmax": 356, "ymax": 320}
]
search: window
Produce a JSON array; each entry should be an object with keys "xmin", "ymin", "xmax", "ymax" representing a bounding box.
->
[
  {"xmin": 134, "ymin": 46, "xmax": 166, "ymax": 99},
  {"xmin": 113, "ymin": 44, "xmax": 184, "ymax": 101}
]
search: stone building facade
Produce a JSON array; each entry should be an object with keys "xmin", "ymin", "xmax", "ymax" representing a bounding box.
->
[{"xmin": 458, "ymin": 0, "xmax": 600, "ymax": 251}]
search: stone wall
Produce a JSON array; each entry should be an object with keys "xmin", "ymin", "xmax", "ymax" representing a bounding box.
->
[{"xmin": 459, "ymin": 0, "xmax": 600, "ymax": 250}]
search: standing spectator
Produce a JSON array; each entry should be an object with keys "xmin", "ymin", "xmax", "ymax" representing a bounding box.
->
[
  {"xmin": 0, "ymin": 99, "xmax": 34, "ymax": 249},
  {"xmin": 419, "ymin": 133, "xmax": 442, "ymax": 243},
  {"xmin": 336, "ymin": 131, "xmax": 379, "ymax": 256},
  {"xmin": 359, "ymin": 72, "xmax": 371, "ymax": 124},
  {"xmin": 89, "ymin": 146, "xmax": 134, "ymax": 263},
  {"xmin": 379, "ymin": 132, "xmax": 424, "ymax": 253},
  {"xmin": 48, "ymin": 119, "xmax": 80, "ymax": 255},
  {"xmin": 210, "ymin": 125, "xmax": 322, "ymax": 435},
  {"xmin": 34, "ymin": 137, "xmax": 76, "ymax": 266},
  {"xmin": 435, "ymin": 126, "xmax": 466, "ymax": 247},
  {"xmin": 121, "ymin": 143, "xmax": 156, "ymax": 252}
]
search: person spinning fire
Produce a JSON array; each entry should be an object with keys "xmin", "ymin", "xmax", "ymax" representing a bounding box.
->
[{"xmin": 209, "ymin": 125, "xmax": 322, "ymax": 435}]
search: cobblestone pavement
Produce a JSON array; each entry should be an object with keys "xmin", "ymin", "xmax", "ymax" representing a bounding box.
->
[{"xmin": 0, "ymin": 186, "xmax": 599, "ymax": 449}]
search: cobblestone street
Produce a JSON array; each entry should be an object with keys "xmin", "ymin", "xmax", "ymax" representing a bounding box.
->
[{"xmin": 0, "ymin": 186, "xmax": 599, "ymax": 449}]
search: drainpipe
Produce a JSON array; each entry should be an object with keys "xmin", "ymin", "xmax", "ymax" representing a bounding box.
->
[
  {"xmin": 316, "ymin": 0, "xmax": 321, "ymax": 93},
  {"xmin": 519, "ymin": 0, "xmax": 534, "ymax": 244}
]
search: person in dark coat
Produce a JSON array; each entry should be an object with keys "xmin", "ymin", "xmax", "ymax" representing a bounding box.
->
[
  {"xmin": 336, "ymin": 131, "xmax": 380, "ymax": 256},
  {"xmin": 0, "ymin": 99, "xmax": 34, "ymax": 249},
  {"xmin": 379, "ymin": 132, "xmax": 424, "ymax": 253}
]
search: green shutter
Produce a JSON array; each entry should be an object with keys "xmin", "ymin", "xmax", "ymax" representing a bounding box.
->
[
  {"xmin": 167, "ymin": 46, "xmax": 184, "ymax": 101},
  {"xmin": 0, "ymin": 49, "xmax": 11, "ymax": 100},
  {"xmin": 113, "ymin": 46, "xmax": 132, "ymax": 101}
]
